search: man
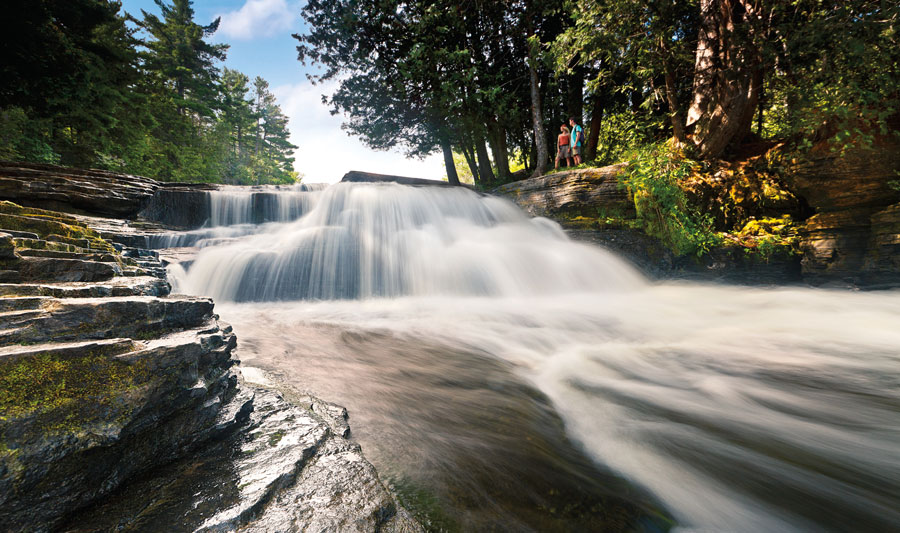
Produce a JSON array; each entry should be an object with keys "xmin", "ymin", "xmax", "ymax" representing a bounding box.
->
[{"xmin": 568, "ymin": 117, "xmax": 584, "ymax": 165}]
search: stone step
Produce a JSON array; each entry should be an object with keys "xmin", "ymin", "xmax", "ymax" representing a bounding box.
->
[
  {"xmin": 12, "ymin": 237, "xmax": 90, "ymax": 254},
  {"xmin": 0, "ymin": 338, "xmax": 136, "ymax": 364},
  {"xmin": 0, "ymin": 296, "xmax": 49, "ymax": 313},
  {"xmin": 0, "ymin": 308, "xmax": 47, "ymax": 333},
  {"xmin": 0, "ymin": 276, "xmax": 170, "ymax": 299},
  {"xmin": 16, "ymin": 256, "xmax": 120, "ymax": 283},
  {"xmin": 8, "ymin": 295, "xmax": 215, "ymax": 344},
  {"xmin": 17, "ymin": 249, "xmax": 120, "ymax": 263}
]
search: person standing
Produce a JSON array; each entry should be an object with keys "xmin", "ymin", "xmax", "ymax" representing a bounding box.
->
[
  {"xmin": 569, "ymin": 117, "xmax": 584, "ymax": 165},
  {"xmin": 555, "ymin": 124, "xmax": 572, "ymax": 170}
]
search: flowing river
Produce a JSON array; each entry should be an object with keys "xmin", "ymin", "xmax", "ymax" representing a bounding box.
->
[{"xmin": 163, "ymin": 182, "xmax": 900, "ymax": 532}]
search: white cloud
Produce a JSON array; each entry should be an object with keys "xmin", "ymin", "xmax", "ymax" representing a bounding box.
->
[
  {"xmin": 273, "ymin": 82, "xmax": 445, "ymax": 184},
  {"xmin": 218, "ymin": 0, "xmax": 296, "ymax": 40}
]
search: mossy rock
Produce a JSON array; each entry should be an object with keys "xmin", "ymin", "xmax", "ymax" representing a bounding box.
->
[
  {"xmin": 0, "ymin": 202, "xmax": 115, "ymax": 253},
  {"xmin": 0, "ymin": 347, "xmax": 146, "ymax": 425}
]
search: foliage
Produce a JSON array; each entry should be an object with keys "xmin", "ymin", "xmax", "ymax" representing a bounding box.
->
[
  {"xmin": 620, "ymin": 142, "xmax": 720, "ymax": 256},
  {"xmin": 0, "ymin": 0, "xmax": 297, "ymax": 184}
]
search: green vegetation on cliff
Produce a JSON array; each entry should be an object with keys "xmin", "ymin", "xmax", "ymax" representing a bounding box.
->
[{"xmin": 0, "ymin": 0, "xmax": 296, "ymax": 184}]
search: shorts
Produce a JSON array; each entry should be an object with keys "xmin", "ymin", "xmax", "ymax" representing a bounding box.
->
[
  {"xmin": 557, "ymin": 145, "xmax": 571, "ymax": 159},
  {"xmin": 571, "ymin": 145, "xmax": 582, "ymax": 156}
]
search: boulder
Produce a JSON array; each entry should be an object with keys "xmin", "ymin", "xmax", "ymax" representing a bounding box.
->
[{"xmin": 493, "ymin": 164, "xmax": 634, "ymax": 220}]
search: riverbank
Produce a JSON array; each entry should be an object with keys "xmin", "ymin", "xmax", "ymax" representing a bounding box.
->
[
  {"xmin": 0, "ymin": 183, "xmax": 421, "ymax": 531},
  {"xmin": 493, "ymin": 136, "xmax": 900, "ymax": 289}
]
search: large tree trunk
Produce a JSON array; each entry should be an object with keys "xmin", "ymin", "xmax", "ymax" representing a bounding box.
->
[
  {"xmin": 567, "ymin": 66, "xmax": 584, "ymax": 122},
  {"xmin": 686, "ymin": 0, "xmax": 763, "ymax": 159},
  {"xmin": 526, "ymin": 36, "xmax": 548, "ymax": 176},
  {"xmin": 475, "ymin": 137, "xmax": 495, "ymax": 183},
  {"xmin": 440, "ymin": 134, "xmax": 460, "ymax": 185},
  {"xmin": 586, "ymin": 99, "xmax": 603, "ymax": 161},
  {"xmin": 486, "ymin": 119, "xmax": 510, "ymax": 181},
  {"xmin": 460, "ymin": 141, "xmax": 480, "ymax": 184}
]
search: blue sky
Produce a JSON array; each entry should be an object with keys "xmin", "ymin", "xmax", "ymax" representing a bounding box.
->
[{"xmin": 119, "ymin": 0, "xmax": 443, "ymax": 183}]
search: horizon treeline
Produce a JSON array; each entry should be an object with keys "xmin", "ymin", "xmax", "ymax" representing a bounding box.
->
[
  {"xmin": 297, "ymin": 0, "xmax": 899, "ymax": 185},
  {"xmin": 0, "ymin": 0, "xmax": 297, "ymax": 184}
]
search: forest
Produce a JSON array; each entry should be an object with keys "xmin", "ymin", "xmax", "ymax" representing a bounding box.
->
[
  {"xmin": 299, "ymin": 0, "xmax": 898, "ymax": 184},
  {"xmin": 1, "ymin": 0, "xmax": 297, "ymax": 184},
  {"xmin": 2, "ymin": 1, "xmax": 898, "ymax": 191}
]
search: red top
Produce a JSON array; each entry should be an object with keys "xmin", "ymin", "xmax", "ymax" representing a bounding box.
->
[{"xmin": 558, "ymin": 133, "xmax": 570, "ymax": 146}]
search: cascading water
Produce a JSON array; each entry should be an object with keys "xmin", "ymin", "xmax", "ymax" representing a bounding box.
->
[
  {"xmin": 207, "ymin": 183, "xmax": 327, "ymax": 227},
  {"xmin": 164, "ymin": 182, "xmax": 900, "ymax": 532},
  {"xmin": 177, "ymin": 183, "xmax": 642, "ymax": 300}
]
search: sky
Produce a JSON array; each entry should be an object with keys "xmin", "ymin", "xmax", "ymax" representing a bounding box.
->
[{"xmin": 119, "ymin": 0, "xmax": 444, "ymax": 184}]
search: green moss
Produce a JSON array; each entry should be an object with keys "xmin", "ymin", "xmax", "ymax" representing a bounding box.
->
[
  {"xmin": 0, "ymin": 201, "xmax": 115, "ymax": 253},
  {"xmin": 268, "ymin": 429, "xmax": 286, "ymax": 447},
  {"xmin": 0, "ymin": 348, "xmax": 146, "ymax": 421}
]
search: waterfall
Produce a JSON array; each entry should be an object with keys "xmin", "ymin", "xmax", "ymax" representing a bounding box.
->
[
  {"xmin": 159, "ymin": 181, "xmax": 900, "ymax": 532},
  {"xmin": 207, "ymin": 183, "xmax": 327, "ymax": 227},
  {"xmin": 174, "ymin": 182, "xmax": 643, "ymax": 301}
]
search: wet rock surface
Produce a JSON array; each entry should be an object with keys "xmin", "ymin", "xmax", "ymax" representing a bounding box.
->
[
  {"xmin": 0, "ymin": 198, "xmax": 421, "ymax": 532},
  {"xmin": 65, "ymin": 387, "xmax": 421, "ymax": 533}
]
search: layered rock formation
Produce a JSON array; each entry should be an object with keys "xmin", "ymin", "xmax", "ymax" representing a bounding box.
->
[
  {"xmin": 494, "ymin": 164, "xmax": 634, "ymax": 220},
  {"xmin": 0, "ymin": 161, "xmax": 158, "ymax": 217},
  {"xmin": 0, "ymin": 196, "xmax": 420, "ymax": 531},
  {"xmin": 784, "ymin": 134, "xmax": 900, "ymax": 287}
]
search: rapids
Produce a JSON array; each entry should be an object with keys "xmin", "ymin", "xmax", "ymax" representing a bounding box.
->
[{"xmin": 165, "ymin": 182, "xmax": 900, "ymax": 532}]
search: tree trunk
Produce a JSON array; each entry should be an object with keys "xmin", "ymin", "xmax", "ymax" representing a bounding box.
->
[
  {"xmin": 475, "ymin": 137, "xmax": 495, "ymax": 183},
  {"xmin": 460, "ymin": 137, "xmax": 480, "ymax": 183},
  {"xmin": 486, "ymin": 119, "xmax": 510, "ymax": 181},
  {"xmin": 664, "ymin": 65, "xmax": 686, "ymax": 145},
  {"xmin": 586, "ymin": 93, "xmax": 603, "ymax": 161},
  {"xmin": 567, "ymin": 66, "xmax": 584, "ymax": 121},
  {"xmin": 440, "ymin": 134, "xmax": 460, "ymax": 186},
  {"xmin": 686, "ymin": 0, "xmax": 763, "ymax": 159},
  {"xmin": 526, "ymin": 36, "xmax": 548, "ymax": 176}
]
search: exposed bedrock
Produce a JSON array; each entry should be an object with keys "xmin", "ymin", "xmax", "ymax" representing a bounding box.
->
[
  {"xmin": 784, "ymin": 131, "xmax": 900, "ymax": 287},
  {"xmin": 342, "ymin": 170, "xmax": 462, "ymax": 187},
  {"xmin": 0, "ymin": 200, "xmax": 421, "ymax": 532},
  {"xmin": 493, "ymin": 164, "xmax": 634, "ymax": 219},
  {"xmin": 0, "ymin": 161, "xmax": 158, "ymax": 217}
]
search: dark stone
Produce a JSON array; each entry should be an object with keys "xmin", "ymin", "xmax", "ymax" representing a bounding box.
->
[
  {"xmin": 62, "ymin": 390, "xmax": 421, "ymax": 533},
  {"xmin": 342, "ymin": 170, "xmax": 461, "ymax": 188},
  {"xmin": 0, "ymin": 161, "xmax": 158, "ymax": 217},
  {"xmin": 568, "ymin": 228, "xmax": 803, "ymax": 285},
  {"xmin": 16, "ymin": 256, "xmax": 118, "ymax": 283},
  {"xmin": 0, "ymin": 323, "xmax": 241, "ymax": 532}
]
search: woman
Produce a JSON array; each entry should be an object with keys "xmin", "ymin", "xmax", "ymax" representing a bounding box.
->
[{"xmin": 555, "ymin": 124, "xmax": 572, "ymax": 170}]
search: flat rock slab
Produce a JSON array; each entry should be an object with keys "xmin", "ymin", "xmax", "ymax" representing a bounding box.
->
[
  {"xmin": 64, "ymin": 388, "xmax": 422, "ymax": 533},
  {"xmin": 493, "ymin": 164, "xmax": 634, "ymax": 219},
  {"xmin": 342, "ymin": 171, "xmax": 460, "ymax": 188},
  {"xmin": 0, "ymin": 276, "xmax": 170, "ymax": 298}
]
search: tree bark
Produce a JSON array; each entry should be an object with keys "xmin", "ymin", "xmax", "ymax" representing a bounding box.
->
[
  {"xmin": 526, "ymin": 35, "xmax": 548, "ymax": 176},
  {"xmin": 460, "ymin": 140, "xmax": 480, "ymax": 183},
  {"xmin": 440, "ymin": 134, "xmax": 460, "ymax": 185},
  {"xmin": 486, "ymin": 119, "xmax": 510, "ymax": 181},
  {"xmin": 686, "ymin": 0, "xmax": 762, "ymax": 159},
  {"xmin": 586, "ymin": 93, "xmax": 603, "ymax": 161},
  {"xmin": 475, "ymin": 136, "xmax": 495, "ymax": 183}
]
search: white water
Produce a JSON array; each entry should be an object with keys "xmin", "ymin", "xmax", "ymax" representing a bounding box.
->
[
  {"xmin": 166, "ymin": 182, "xmax": 900, "ymax": 531},
  {"xmin": 207, "ymin": 183, "xmax": 327, "ymax": 227},
  {"xmin": 177, "ymin": 183, "xmax": 641, "ymax": 301}
]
